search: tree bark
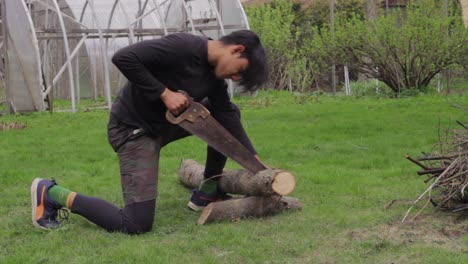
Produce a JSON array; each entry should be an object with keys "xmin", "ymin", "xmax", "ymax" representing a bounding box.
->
[
  {"xmin": 197, "ymin": 196, "xmax": 302, "ymax": 225},
  {"xmin": 178, "ymin": 159, "xmax": 296, "ymax": 196}
]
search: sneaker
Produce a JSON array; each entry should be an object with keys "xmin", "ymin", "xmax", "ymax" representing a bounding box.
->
[
  {"xmin": 187, "ymin": 189, "xmax": 231, "ymax": 211},
  {"xmin": 31, "ymin": 178, "xmax": 64, "ymax": 230}
]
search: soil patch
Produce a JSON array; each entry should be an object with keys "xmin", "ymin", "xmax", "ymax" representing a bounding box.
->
[{"xmin": 348, "ymin": 213, "xmax": 468, "ymax": 253}]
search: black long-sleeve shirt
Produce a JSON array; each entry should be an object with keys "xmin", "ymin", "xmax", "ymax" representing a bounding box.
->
[{"xmin": 111, "ymin": 33, "xmax": 256, "ymax": 154}]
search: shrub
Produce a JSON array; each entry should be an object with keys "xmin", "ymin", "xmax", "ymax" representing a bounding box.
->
[
  {"xmin": 311, "ymin": 1, "xmax": 468, "ymax": 93},
  {"xmin": 349, "ymin": 80, "xmax": 393, "ymax": 98}
]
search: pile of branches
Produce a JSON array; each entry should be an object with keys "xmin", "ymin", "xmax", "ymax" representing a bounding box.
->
[
  {"xmin": 0, "ymin": 122, "xmax": 26, "ymax": 131},
  {"xmin": 403, "ymin": 120, "xmax": 468, "ymax": 221}
]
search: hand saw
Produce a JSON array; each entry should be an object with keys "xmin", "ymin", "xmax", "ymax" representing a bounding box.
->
[{"xmin": 165, "ymin": 91, "xmax": 267, "ymax": 174}]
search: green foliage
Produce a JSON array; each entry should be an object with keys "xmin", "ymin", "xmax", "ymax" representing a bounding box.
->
[
  {"xmin": 0, "ymin": 80, "xmax": 6, "ymax": 114},
  {"xmin": 245, "ymin": 0, "xmax": 297, "ymax": 89},
  {"xmin": 245, "ymin": 0, "xmax": 367, "ymax": 91},
  {"xmin": 246, "ymin": 0, "xmax": 467, "ymax": 95},
  {"xmin": 307, "ymin": 1, "xmax": 468, "ymax": 93},
  {"xmin": 246, "ymin": 0, "xmax": 367, "ymax": 92},
  {"xmin": 1, "ymin": 93, "xmax": 468, "ymax": 263},
  {"xmin": 301, "ymin": 0, "xmax": 365, "ymax": 29},
  {"xmin": 349, "ymin": 79, "xmax": 394, "ymax": 98}
]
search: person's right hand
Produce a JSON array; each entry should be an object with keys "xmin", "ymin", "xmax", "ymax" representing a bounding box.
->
[{"xmin": 160, "ymin": 88, "xmax": 189, "ymax": 115}]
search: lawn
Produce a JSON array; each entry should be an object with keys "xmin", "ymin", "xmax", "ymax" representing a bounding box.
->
[{"xmin": 0, "ymin": 91, "xmax": 467, "ymax": 263}]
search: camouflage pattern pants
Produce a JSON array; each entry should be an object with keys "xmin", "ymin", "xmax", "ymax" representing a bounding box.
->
[
  {"xmin": 107, "ymin": 100, "xmax": 242, "ymax": 209},
  {"xmin": 70, "ymin": 117, "xmax": 195, "ymax": 234},
  {"xmin": 70, "ymin": 103, "xmax": 239, "ymax": 234},
  {"xmin": 107, "ymin": 116, "xmax": 191, "ymax": 205}
]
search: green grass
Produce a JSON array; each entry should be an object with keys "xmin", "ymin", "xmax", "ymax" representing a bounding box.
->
[{"xmin": 1, "ymin": 92, "xmax": 467, "ymax": 263}]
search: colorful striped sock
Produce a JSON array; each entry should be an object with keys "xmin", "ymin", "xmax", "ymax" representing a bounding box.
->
[
  {"xmin": 47, "ymin": 185, "xmax": 77, "ymax": 208},
  {"xmin": 199, "ymin": 179, "xmax": 218, "ymax": 195}
]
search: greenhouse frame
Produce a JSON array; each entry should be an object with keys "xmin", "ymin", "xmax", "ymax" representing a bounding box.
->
[{"xmin": 0, "ymin": 0, "xmax": 249, "ymax": 113}]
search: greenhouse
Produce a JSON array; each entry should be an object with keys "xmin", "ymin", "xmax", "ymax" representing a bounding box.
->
[{"xmin": 0, "ymin": 0, "xmax": 249, "ymax": 113}]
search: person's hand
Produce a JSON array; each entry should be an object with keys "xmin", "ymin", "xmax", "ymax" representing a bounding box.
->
[{"xmin": 161, "ymin": 88, "xmax": 189, "ymax": 115}]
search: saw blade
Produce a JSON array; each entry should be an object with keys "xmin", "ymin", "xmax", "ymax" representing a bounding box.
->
[
  {"xmin": 178, "ymin": 115, "xmax": 266, "ymax": 174},
  {"xmin": 165, "ymin": 91, "xmax": 267, "ymax": 174}
]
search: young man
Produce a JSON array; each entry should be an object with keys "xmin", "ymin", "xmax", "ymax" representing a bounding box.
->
[{"xmin": 30, "ymin": 30, "xmax": 268, "ymax": 234}]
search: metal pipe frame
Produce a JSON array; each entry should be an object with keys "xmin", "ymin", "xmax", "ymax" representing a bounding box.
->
[
  {"xmin": 106, "ymin": 0, "xmax": 135, "ymax": 44},
  {"xmin": 180, "ymin": 0, "xmax": 196, "ymax": 34},
  {"xmin": 138, "ymin": 0, "xmax": 149, "ymax": 33},
  {"xmin": 128, "ymin": 5, "xmax": 163, "ymax": 28},
  {"xmin": 139, "ymin": 0, "xmax": 162, "ymax": 39},
  {"xmin": 106, "ymin": 0, "xmax": 133, "ymax": 95},
  {"xmin": 75, "ymin": 43, "xmax": 80, "ymax": 104},
  {"xmin": 151, "ymin": 0, "xmax": 168, "ymax": 35},
  {"xmin": 34, "ymin": 24, "xmax": 245, "ymax": 39},
  {"xmin": 235, "ymin": 0, "xmax": 250, "ymax": 29},
  {"xmin": 78, "ymin": 0, "xmax": 98, "ymax": 100},
  {"xmin": 33, "ymin": 0, "xmax": 89, "ymax": 29},
  {"xmin": 208, "ymin": 0, "xmax": 224, "ymax": 36},
  {"xmin": 2, "ymin": 0, "xmax": 249, "ymax": 113},
  {"xmin": 87, "ymin": 0, "xmax": 112, "ymax": 109},
  {"xmin": 41, "ymin": 2, "xmax": 50, "ymax": 97},
  {"xmin": 78, "ymin": 0, "xmax": 89, "ymax": 24},
  {"xmin": 43, "ymin": 34, "xmax": 88, "ymax": 97},
  {"xmin": 117, "ymin": 0, "xmax": 136, "ymax": 43},
  {"xmin": 50, "ymin": 0, "xmax": 76, "ymax": 112}
]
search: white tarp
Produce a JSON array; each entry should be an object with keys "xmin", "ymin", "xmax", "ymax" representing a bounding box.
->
[
  {"xmin": 3, "ymin": 0, "xmax": 249, "ymax": 112},
  {"xmin": 5, "ymin": 0, "xmax": 44, "ymax": 112}
]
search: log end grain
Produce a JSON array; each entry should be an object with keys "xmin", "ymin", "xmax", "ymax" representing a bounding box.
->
[
  {"xmin": 272, "ymin": 171, "xmax": 296, "ymax": 195},
  {"xmin": 197, "ymin": 204, "xmax": 214, "ymax": 225}
]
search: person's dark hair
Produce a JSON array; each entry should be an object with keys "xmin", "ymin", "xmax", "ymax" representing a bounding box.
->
[{"xmin": 220, "ymin": 30, "xmax": 268, "ymax": 91}]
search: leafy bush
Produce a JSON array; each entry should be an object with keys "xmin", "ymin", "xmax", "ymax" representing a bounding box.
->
[
  {"xmin": 246, "ymin": 0, "xmax": 468, "ymax": 95},
  {"xmin": 307, "ymin": 1, "xmax": 468, "ymax": 93},
  {"xmin": 246, "ymin": 0, "xmax": 366, "ymax": 92},
  {"xmin": 349, "ymin": 80, "xmax": 393, "ymax": 98},
  {"xmin": 245, "ymin": 0, "xmax": 297, "ymax": 90}
]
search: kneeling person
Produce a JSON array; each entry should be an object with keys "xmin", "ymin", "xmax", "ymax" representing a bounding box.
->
[{"xmin": 31, "ymin": 30, "xmax": 269, "ymax": 234}]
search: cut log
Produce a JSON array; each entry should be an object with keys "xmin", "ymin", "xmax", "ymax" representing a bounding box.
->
[
  {"xmin": 178, "ymin": 159, "xmax": 296, "ymax": 196},
  {"xmin": 197, "ymin": 196, "xmax": 302, "ymax": 225}
]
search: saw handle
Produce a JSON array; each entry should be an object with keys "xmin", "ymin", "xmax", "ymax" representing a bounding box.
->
[
  {"xmin": 176, "ymin": 90, "xmax": 192, "ymax": 103},
  {"xmin": 165, "ymin": 90, "xmax": 210, "ymax": 124}
]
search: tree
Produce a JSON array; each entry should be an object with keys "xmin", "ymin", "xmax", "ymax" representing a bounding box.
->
[
  {"xmin": 245, "ymin": 0, "xmax": 297, "ymax": 89},
  {"xmin": 314, "ymin": 1, "xmax": 468, "ymax": 93}
]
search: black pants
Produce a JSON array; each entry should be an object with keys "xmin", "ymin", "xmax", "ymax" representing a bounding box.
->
[{"xmin": 70, "ymin": 103, "xmax": 240, "ymax": 234}]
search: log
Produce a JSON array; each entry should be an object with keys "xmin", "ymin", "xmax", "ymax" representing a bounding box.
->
[
  {"xmin": 197, "ymin": 196, "xmax": 302, "ymax": 225},
  {"xmin": 178, "ymin": 159, "xmax": 296, "ymax": 196}
]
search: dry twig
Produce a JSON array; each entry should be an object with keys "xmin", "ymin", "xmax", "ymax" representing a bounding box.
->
[{"xmin": 403, "ymin": 120, "xmax": 468, "ymax": 221}]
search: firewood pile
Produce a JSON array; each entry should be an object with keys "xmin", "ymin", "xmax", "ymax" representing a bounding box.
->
[
  {"xmin": 178, "ymin": 159, "xmax": 301, "ymax": 224},
  {"xmin": 403, "ymin": 120, "xmax": 468, "ymax": 221}
]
